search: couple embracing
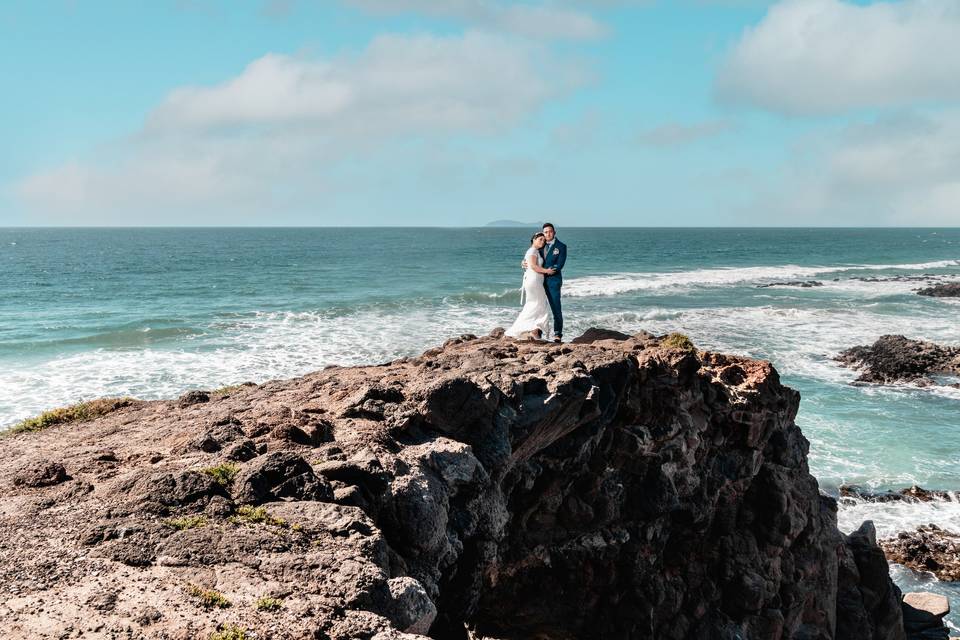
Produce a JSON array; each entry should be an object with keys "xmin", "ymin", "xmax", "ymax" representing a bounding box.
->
[{"xmin": 506, "ymin": 222, "xmax": 567, "ymax": 343}]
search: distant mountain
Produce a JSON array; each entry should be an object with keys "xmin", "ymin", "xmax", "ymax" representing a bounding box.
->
[{"xmin": 485, "ymin": 220, "xmax": 541, "ymax": 228}]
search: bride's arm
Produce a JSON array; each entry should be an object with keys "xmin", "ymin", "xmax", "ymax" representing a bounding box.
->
[{"xmin": 525, "ymin": 250, "xmax": 552, "ymax": 274}]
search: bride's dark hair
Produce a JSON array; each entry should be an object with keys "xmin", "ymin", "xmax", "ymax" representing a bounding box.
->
[{"xmin": 530, "ymin": 232, "xmax": 545, "ymax": 244}]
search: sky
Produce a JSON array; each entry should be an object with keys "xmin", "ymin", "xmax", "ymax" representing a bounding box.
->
[{"xmin": 1, "ymin": 0, "xmax": 959, "ymax": 227}]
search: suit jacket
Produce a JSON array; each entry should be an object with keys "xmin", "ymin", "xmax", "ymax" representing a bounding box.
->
[{"xmin": 540, "ymin": 239, "xmax": 567, "ymax": 283}]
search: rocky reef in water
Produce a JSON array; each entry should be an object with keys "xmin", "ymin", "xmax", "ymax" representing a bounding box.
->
[
  {"xmin": 916, "ymin": 283, "xmax": 960, "ymax": 298},
  {"xmin": 836, "ymin": 335, "xmax": 960, "ymax": 387},
  {"xmin": 0, "ymin": 329, "xmax": 936, "ymax": 639}
]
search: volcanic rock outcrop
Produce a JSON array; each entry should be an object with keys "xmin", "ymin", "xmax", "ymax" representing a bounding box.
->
[
  {"xmin": 916, "ymin": 283, "xmax": 960, "ymax": 298},
  {"xmin": 0, "ymin": 331, "xmax": 911, "ymax": 639},
  {"xmin": 836, "ymin": 335, "xmax": 960, "ymax": 386},
  {"xmin": 756, "ymin": 280, "xmax": 824, "ymax": 289},
  {"xmin": 881, "ymin": 525, "xmax": 960, "ymax": 582},
  {"xmin": 838, "ymin": 485, "xmax": 955, "ymax": 504}
]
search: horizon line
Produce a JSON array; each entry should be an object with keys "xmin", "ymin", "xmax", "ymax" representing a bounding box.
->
[{"xmin": 2, "ymin": 225, "xmax": 959, "ymax": 230}]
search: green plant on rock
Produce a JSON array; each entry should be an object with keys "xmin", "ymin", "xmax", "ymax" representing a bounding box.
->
[
  {"xmin": 661, "ymin": 332, "xmax": 696, "ymax": 352},
  {"xmin": 210, "ymin": 624, "xmax": 247, "ymax": 640},
  {"xmin": 5, "ymin": 398, "xmax": 134, "ymax": 436},
  {"xmin": 211, "ymin": 384, "xmax": 246, "ymax": 397},
  {"xmin": 186, "ymin": 584, "xmax": 231, "ymax": 609},
  {"xmin": 229, "ymin": 505, "xmax": 288, "ymax": 528},
  {"xmin": 202, "ymin": 463, "xmax": 239, "ymax": 487},
  {"xmin": 164, "ymin": 515, "xmax": 207, "ymax": 530},
  {"xmin": 256, "ymin": 596, "xmax": 283, "ymax": 611}
]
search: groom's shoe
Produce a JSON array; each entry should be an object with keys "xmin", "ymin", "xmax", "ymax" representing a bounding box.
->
[{"xmin": 553, "ymin": 335, "xmax": 562, "ymax": 344}]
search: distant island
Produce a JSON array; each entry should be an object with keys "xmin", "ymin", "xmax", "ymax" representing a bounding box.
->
[{"xmin": 485, "ymin": 219, "xmax": 542, "ymax": 228}]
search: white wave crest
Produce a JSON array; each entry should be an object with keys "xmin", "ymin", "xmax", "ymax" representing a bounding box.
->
[
  {"xmin": 838, "ymin": 496, "xmax": 960, "ymax": 538},
  {"xmin": 563, "ymin": 259, "xmax": 960, "ymax": 298}
]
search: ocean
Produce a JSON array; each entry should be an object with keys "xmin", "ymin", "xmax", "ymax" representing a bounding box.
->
[{"xmin": 2, "ymin": 227, "xmax": 959, "ymax": 611}]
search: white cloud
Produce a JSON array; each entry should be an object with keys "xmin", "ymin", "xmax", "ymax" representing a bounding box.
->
[
  {"xmin": 636, "ymin": 119, "xmax": 733, "ymax": 147},
  {"xmin": 344, "ymin": 0, "xmax": 608, "ymax": 40},
  {"xmin": 149, "ymin": 33, "xmax": 570, "ymax": 135},
  {"xmin": 747, "ymin": 111, "xmax": 960, "ymax": 225},
  {"xmin": 16, "ymin": 32, "xmax": 586, "ymax": 223},
  {"xmin": 716, "ymin": 0, "xmax": 960, "ymax": 115}
]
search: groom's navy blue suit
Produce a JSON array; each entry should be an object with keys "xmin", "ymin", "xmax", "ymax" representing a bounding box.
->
[{"xmin": 540, "ymin": 239, "xmax": 567, "ymax": 338}]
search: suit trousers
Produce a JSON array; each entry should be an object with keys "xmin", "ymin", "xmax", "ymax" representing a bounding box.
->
[{"xmin": 543, "ymin": 276, "xmax": 563, "ymax": 337}]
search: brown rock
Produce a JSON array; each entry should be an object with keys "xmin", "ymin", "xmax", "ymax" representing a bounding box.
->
[
  {"xmin": 13, "ymin": 461, "xmax": 68, "ymax": 488},
  {"xmin": 881, "ymin": 525, "xmax": 960, "ymax": 581},
  {"xmin": 0, "ymin": 332, "xmax": 912, "ymax": 639},
  {"xmin": 903, "ymin": 593, "xmax": 950, "ymax": 619}
]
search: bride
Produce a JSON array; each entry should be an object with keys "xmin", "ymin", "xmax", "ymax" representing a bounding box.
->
[{"xmin": 506, "ymin": 232, "xmax": 556, "ymax": 340}]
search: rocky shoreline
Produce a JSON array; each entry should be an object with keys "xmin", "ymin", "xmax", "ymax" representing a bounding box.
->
[
  {"xmin": 836, "ymin": 335, "xmax": 960, "ymax": 387},
  {"xmin": 0, "ymin": 330, "xmax": 951, "ymax": 639}
]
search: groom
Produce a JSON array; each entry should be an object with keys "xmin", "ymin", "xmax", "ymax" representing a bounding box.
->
[{"xmin": 540, "ymin": 223, "xmax": 567, "ymax": 343}]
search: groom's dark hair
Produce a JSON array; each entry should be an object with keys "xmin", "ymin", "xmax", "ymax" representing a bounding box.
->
[{"xmin": 542, "ymin": 222, "xmax": 555, "ymax": 232}]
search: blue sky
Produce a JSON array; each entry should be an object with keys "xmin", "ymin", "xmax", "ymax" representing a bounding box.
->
[{"xmin": 2, "ymin": 0, "xmax": 959, "ymax": 226}]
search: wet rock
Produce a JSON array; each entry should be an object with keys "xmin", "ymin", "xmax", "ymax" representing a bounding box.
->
[
  {"xmin": 836, "ymin": 335, "xmax": 960, "ymax": 385},
  {"xmin": 13, "ymin": 461, "xmax": 68, "ymax": 487},
  {"xmin": 232, "ymin": 451, "xmax": 333, "ymax": 504},
  {"xmin": 916, "ymin": 283, "xmax": 960, "ymax": 298},
  {"xmin": 839, "ymin": 485, "xmax": 954, "ymax": 504},
  {"xmin": 881, "ymin": 525, "xmax": 960, "ymax": 581},
  {"xmin": 756, "ymin": 280, "xmax": 824, "ymax": 288}
]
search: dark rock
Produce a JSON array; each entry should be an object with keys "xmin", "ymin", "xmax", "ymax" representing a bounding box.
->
[
  {"xmin": 232, "ymin": 451, "xmax": 333, "ymax": 504},
  {"xmin": 270, "ymin": 422, "xmax": 314, "ymax": 444},
  {"xmin": 488, "ymin": 326, "xmax": 506, "ymax": 339},
  {"xmin": 187, "ymin": 418, "xmax": 244, "ymax": 453},
  {"xmin": 916, "ymin": 283, "xmax": 960, "ymax": 298},
  {"xmin": 223, "ymin": 438, "xmax": 259, "ymax": 461},
  {"xmin": 756, "ymin": 280, "xmax": 824, "ymax": 288},
  {"xmin": 839, "ymin": 485, "xmax": 954, "ymax": 504},
  {"xmin": 177, "ymin": 390, "xmax": 210, "ymax": 407},
  {"xmin": 13, "ymin": 461, "xmax": 68, "ymax": 488},
  {"xmin": 880, "ymin": 525, "xmax": 960, "ymax": 581},
  {"xmin": 130, "ymin": 470, "xmax": 225, "ymax": 513},
  {"xmin": 92, "ymin": 449, "xmax": 118, "ymax": 462},
  {"xmin": 571, "ymin": 327, "xmax": 632, "ymax": 343},
  {"xmin": 836, "ymin": 335, "xmax": 960, "ymax": 385},
  {"xmin": 315, "ymin": 448, "xmax": 389, "ymax": 503}
]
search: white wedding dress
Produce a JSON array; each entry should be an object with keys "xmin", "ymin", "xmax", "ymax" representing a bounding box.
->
[{"xmin": 506, "ymin": 247, "xmax": 551, "ymax": 339}]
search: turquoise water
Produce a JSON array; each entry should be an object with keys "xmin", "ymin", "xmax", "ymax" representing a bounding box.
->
[{"xmin": 2, "ymin": 227, "xmax": 960, "ymax": 605}]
